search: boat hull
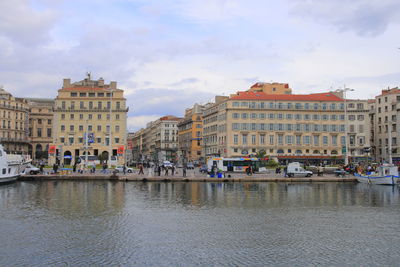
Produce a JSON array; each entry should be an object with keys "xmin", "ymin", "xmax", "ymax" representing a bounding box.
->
[
  {"xmin": 0, "ymin": 175, "xmax": 19, "ymax": 184},
  {"xmin": 355, "ymin": 174, "xmax": 400, "ymax": 185}
]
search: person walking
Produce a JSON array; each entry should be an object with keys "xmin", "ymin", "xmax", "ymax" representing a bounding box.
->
[
  {"xmin": 165, "ymin": 167, "xmax": 169, "ymax": 176},
  {"xmin": 183, "ymin": 165, "xmax": 187, "ymax": 177},
  {"xmin": 138, "ymin": 164, "xmax": 144, "ymax": 175},
  {"xmin": 157, "ymin": 165, "xmax": 161, "ymax": 176},
  {"xmin": 171, "ymin": 165, "xmax": 175, "ymax": 176},
  {"xmin": 123, "ymin": 165, "xmax": 126, "ymax": 175}
]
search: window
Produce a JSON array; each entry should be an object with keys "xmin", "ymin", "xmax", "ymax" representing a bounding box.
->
[
  {"xmin": 37, "ymin": 128, "xmax": 42, "ymax": 137},
  {"xmin": 79, "ymin": 137, "xmax": 83, "ymax": 143},
  {"xmin": 89, "ymin": 101, "xmax": 93, "ymax": 109},
  {"xmin": 295, "ymin": 114, "xmax": 302, "ymax": 120},
  {"xmin": 79, "ymin": 114, "xmax": 83, "ymax": 120},
  {"xmin": 116, "ymin": 114, "xmax": 120, "ymax": 120},
  {"xmin": 278, "ymin": 134, "xmax": 283, "ymax": 145},
  {"xmin": 269, "ymin": 135, "xmax": 274, "ymax": 145},
  {"xmin": 232, "ymin": 113, "xmax": 239, "ymax": 119},
  {"xmin": 47, "ymin": 128, "xmax": 51, "ymax": 137},
  {"xmin": 277, "ymin": 113, "xmax": 283, "ymax": 119},
  {"xmin": 70, "ymin": 92, "xmax": 77, "ymax": 97},
  {"xmin": 259, "ymin": 113, "xmax": 265, "ymax": 119},
  {"xmin": 88, "ymin": 125, "xmax": 93, "ymax": 131},
  {"xmin": 69, "ymin": 137, "xmax": 74, "ymax": 144},
  {"xmin": 70, "ymin": 114, "xmax": 74, "ymax": 120},
  {"xmin": 97, "ymin": 137, "xmax": 101, "ymax": 143},
  {"xmin": 241, "ymin": 113, "xmax": 248, "ymax": 119},
  {"xmin": 70, "ymin": 125, "xmax": 74, "ymax": 131},
  {"xmin": 38, "ymin": 119, "xmax": 42, "ymax": 124},
  {"xmin": 323, "ymin": 136, "xmax": 328, "ymax": 145},
  {"xmin": 232, "ymin": 123, "xmax": 239, "ymax": 130},
  {"xmin": 79, "ymin": 125, "xmax": 83, "ymax": 131},
  {"xmin": 115, "ymin": 138, "xmax": 119, "ymax": 144},
  {"xmin": 61, "ymin": 114, "xmax": 65, "ymax": 120},
  {"xmin": 61, "ymin": 125, "xmax": 65, "ymax": 131},
  {"xmin": 296, "ymin": 135, "xmax": 301, "ymax": 145},
  {"xmin": 116, "ymin": 102, "xmax": 120, "ymax": 109},
  {"xmin": 80, "ymin": 101, "xmax": 84, "ymax": 109},
  {"xmin": 242, "ymin": 134, "xmax": 247, "ymax": 145},
  {"xmin": 260, "ymin": 135, "xmax": 265, "ymax": 144},
  {"xmin": 97, "ymin": 125, "xmax": 101, "ymax": 131},
  {"xmin": 303, "ymin": 136, "xmax": 310, "ymax": 144},
  {"xmin": 98, "ymin": 114, "xmax": 102, "ymax": 120},
  {"xmin": 332, "ymin": 135, "xmax": 337, "ymax": 146},
  {"xmin": 251, "ymin": 135, "xmax": 256, "ymax": 144},
  {"xmin": 330, "ymin": 103, "xmax": 336, "ymax": 110},
  {"xmin": 98, "ymin": 93, "xmax": 104, "ymax": 97},
  {"xmin": 322, "ymin": 103, "xmax": 327, "ymax": 110},
  {"xmin": 234, "ymin": 134, "xmax": 238, "ymax": 144},
  {"xmin": 313, "ymin": 103, "xmax": 319, "ymax": 110},
  {"xmin": 357, "ymin": 115, "xmax": 364, "ymax": 121},
  {"xmin": 98, "ymin": 102, "xmax": 102, "ymax": 109},
  {"xmin": 286, "ymin": 135, "xmax": 293, "ymax": 144},
  {"xmin": 341, "ymin": 136, "xmax": 346, "ymax": 145},
  {"xmin": 268, "ymin": 113, "xmax": 274, "ymax": 119},
  {"xmin": 313, "ymin": 135, "xmax": 319, "ymax": 146},
  {"xmin": 286, "ymin": 114, "xmax": 293, "ymax": 120},
  {"xmin": 115, "ymin": 125, "xmax": 120, "ymax": 132}
]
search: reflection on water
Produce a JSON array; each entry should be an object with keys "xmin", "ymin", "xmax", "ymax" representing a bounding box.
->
[{"xmin": 0, "ymin": 181, "xmax": 399, "ymax": 266}]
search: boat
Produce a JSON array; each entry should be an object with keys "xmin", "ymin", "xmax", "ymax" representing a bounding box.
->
[
  {"xmin": 0, "ymin": 144, "xmax": 31, "ymax": 184},
  {"xmin": 355, "ymin": 165, "xmax": 400, "ymax": 185}
]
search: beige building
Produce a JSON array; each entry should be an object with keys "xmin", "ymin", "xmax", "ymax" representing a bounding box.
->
[
  {"xmin": 140, "ymin": 115, "xmax": 181, "ymax": 163},
  {"xmin": 0, "ymin": 88, "xmax": 30, "ymax": 155},
  {"xmin": 26, "ymin": 98, "xmax": 55, "ymax": 162},
  {"xmin": 248, "ymin": 82, "xmax": 292, "ymax": 95},
  {"xmin": 177, "ymin": 104, "xmax": 205, "ymax": 163},
  {"xmin": 203, "ymin": 85, "xmax": 367, "ymax": 165},
  {"xmin": 346, "ymin": 99, "xmax": 371, "ymax": 160},
  {"xmin": 370, "ymin": 87, "xmax": 400, "ymax": 163},
  {"xmin": 50, "ymin": 75, "xmax": 128, "ymax": 165}
]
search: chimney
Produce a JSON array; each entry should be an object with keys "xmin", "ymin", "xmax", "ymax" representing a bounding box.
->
[
  {"xmin": 63, "ymin": 78, "xmax": 71, "ymax": 88},
  {"xmin": 110, "ymin": 81, "xmax": 117, "ymax": 90}
]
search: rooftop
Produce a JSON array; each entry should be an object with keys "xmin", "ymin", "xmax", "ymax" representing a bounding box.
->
[{"xmin": 230, "ymin": 91, "xmax": 344, "ymax": 102}]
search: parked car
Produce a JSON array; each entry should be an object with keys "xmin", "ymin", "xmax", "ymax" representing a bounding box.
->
[
  {"xmin": 186, "ymin": 163, "xmax": 195, "ymax": 169},
  {"xmin": 24, "ymin": 163, "xmax": 40, "ymax": 175},
  {"xmin": 114, "ymin": 165, "xmax": 134, "ymax": 173},
  {"xmin": 286, "ymin": 162, "xmax": 313, "ymax": 177},
  {"xmin": 162, "ymin": 161, "xmax": 174, "ymax": 168}
]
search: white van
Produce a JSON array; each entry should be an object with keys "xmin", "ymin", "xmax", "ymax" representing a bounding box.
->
[{"xmin": 286, "ymin": 162, "xmax": 313, "ymax": 177}]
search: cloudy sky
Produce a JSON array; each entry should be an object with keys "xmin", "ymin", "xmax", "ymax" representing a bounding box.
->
[{"xmin": 1, "ymin": 0, "xmax": 400, "ymax": 131}]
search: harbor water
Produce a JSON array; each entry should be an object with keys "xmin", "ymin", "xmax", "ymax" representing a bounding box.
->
[{"xmin": 0, "ymin": 181, "xmax": 399, "ymax": 266}]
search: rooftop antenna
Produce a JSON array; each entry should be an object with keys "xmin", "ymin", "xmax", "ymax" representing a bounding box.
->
[{"xmin": 86, "ymin": 71, "xmax": 91, "ymax": 80}]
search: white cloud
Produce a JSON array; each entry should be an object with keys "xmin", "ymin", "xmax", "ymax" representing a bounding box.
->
[{"xmin": 127, "ymin": 115, "xmax": 161, "ymax": 131}]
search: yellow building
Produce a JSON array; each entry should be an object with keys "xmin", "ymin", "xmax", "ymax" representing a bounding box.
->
[
  {"xmin": 203, "ymin": 88, "xmax": 358, "ymax": 165},
  {"xmin": 177, "ymin": 104, "xmax": 204, "ymax": 163},
  {"xmin": 50, "ymin": 75, "xmax": 128, "ymax": 166},
  {"xmin": 0, "ymin": 88, "xmax": 30, "ymax": 155}
]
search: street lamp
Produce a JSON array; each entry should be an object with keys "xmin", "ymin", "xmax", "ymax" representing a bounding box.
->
[{"xmin": 335, "ymin": 87, "xmax": 355, "ymax": 165}]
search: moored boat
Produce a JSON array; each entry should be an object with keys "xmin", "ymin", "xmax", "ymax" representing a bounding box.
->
[
  {"xmin": 0, "ymin": 144, "xmax": 30, "ymax": 184},
  {"xmin": 355, "ymin": 165, "xmax": 400, "ymax": 185}
]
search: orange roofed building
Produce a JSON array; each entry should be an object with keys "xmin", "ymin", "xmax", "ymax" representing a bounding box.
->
[{"xmin": 203, "ymin": 86, "xmax": 370, "ymax": 165}]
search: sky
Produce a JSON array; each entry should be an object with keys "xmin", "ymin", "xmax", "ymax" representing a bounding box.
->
[{"xmin": 1, "ymin": 0, "xmax": 400, "ymax": 131}]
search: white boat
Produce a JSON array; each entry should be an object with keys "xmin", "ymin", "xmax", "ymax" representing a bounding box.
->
[
  {"xmin": 355, "ymin": 165, "xmax": 400, "ymax": 185},
  {"xmin": 0, "ymin": 144, "xmax": 31, "ymax": 184}
]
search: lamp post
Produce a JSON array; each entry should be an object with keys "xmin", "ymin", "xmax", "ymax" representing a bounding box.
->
[{"xmin": 336, "ymin": 87, "xmax": 355, "ymax": 165}]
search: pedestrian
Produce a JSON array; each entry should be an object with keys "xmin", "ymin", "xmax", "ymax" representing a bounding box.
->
[
  {"xmin": 157, "ymin": 165, "xmax": 161, "ymax": 176},
  {"xmin": 138, "ymin": 164, "xmax": 144, "ymax": 175},
  {"xmin": 39, "ymin": 164, "xmax": 44, "ymax": 174},
  {"xmin": 284, "ymin": 166, "xmax": 288, "ymax": 177},
  {"xmin": 91, "ymin": 163, "xmax": 96, "ymax": 174},
  {"xmin": 53, "ymin": 163, "xmax": 58, "ymax": 174},
  {"xmin": 183, "ymin": 164, "xmax": 187, "ymax": 177},
  {"xmin": 123, "ymin": 165, "xmax": 126, "ymax": 175},
  {"xmin": 171, "ymin": 165, "xmax": 175, "ymax": 176},
  {"xmin": 102, "ymin": 162, "xmax": 107, "ymax": 174},
  {"xmin": 73, "ymin": 163, "xmax": 77, "ymax": 173},
  {"xmin": 165, "ymin": 167, "xmax": 169, "ymax": 176}
]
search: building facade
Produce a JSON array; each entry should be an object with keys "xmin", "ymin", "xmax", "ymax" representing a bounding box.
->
[
  {"xmin": 140, "ymin": 115, "xmax": 181, "ymax": 164},
  {"xmin": 202, "ymin": 89, "xmax": 360, "ymax": 165},
  {"xmin": 371, "ymin": 88, "xmax": 400, "ymax": 163},
  {"xmin": 203, "ymin": 96, "xmax": 229, "ymax": 159},
  {"xmin": 0, "ymin": 88, "xmax": 30, "ymax": 155},
  {"xmin": 26, "ymin": 98, "xmax": 55, "ymax": 162},
  {"xmin": 177, "ymin": 104, "xmax": 204, "ymax": 164},
  {"xmin": 50, "ymin": 75, "xmax": 128, "ymax": 165}
]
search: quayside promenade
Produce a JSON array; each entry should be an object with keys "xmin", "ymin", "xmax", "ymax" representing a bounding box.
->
[{"xmin": 19, "ymin": 171, "xmax": 357, "ymax": 183}]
